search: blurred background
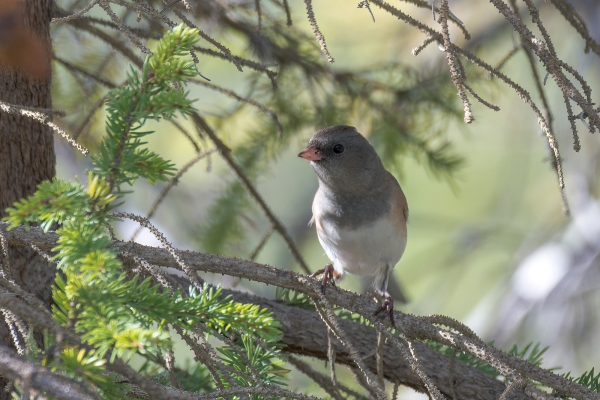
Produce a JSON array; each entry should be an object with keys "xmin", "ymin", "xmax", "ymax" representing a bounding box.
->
[{"xmin": 51, "ymin": 0, "xmax": 600, "ymax": 397}]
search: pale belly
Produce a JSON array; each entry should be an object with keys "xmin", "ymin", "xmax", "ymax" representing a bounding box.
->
[{"xmin": 316, "ymin": 216, "xmax": 407, "ymax": 277}]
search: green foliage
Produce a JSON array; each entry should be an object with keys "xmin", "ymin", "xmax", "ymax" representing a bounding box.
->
[
  {"xmin": 54, "ymin": 347, "xmax": 133, "ymax": 399},
  {"xmin": 3, "ymin": 25, "xmax": 284, "ymax": 399},
  {"xmin": 427, "ymin": 341, "xmax": 550, "ymax": 379},
  {"xmin": 218, "ymin": 335, "xmax": 289, "ymax": 390},
  {"xmin": 562, "ymin": 368, "xmax": 600, "ymax": 397},
  {"xmin": 275, "ymin": 287, "xmax": 314, "ymax": 310}
]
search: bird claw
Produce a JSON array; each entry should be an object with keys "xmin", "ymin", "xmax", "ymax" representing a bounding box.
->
[
  {"xmin": 373, "ymin": 295, "xmax": 395, "ymax": 327},
  {"xmin": 310, "ymin": 264, "xmax": 336, "ymax": 294}
]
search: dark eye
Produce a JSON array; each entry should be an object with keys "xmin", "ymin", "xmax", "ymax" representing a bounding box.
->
[{"xmin": 332, "ymin": 144, "xmax": 344, "ymax": 154}]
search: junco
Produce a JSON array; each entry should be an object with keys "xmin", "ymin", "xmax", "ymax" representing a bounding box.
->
[{"xmin": 298, "ymin": 125, "xmax": 408, "ymax": 325}]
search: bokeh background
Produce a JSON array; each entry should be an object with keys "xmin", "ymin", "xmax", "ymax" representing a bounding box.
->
[{"xmin": 51, "ymin": 0, "xmax": 600, "ymax": 397}]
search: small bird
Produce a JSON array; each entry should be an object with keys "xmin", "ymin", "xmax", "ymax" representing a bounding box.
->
[{"xmin": 298, "ymin": 125, "xmax": 408, "ymax": 326}]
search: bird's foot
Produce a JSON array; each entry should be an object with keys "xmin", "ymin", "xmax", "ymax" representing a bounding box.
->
[
  {"xmin": 374, "ymin": 294, "xmax": 395, "ymax": 327},
  {"xmin": 310, "ymin": 264, "xmax": 337, "ymax": 294}
]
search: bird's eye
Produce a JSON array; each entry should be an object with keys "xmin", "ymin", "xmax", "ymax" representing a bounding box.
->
[{"xmin": 332, "ymin": 144, "xmax": 344, "ymax": 154}]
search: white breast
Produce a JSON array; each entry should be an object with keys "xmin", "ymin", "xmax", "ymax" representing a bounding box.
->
[{"xmin": 316, "ymin": 216, "xmax": 407, "ymax": 278}]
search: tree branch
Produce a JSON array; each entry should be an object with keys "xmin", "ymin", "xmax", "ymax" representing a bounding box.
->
[
  {"xmin": 0, "ymin": 344, "xmax": 101, "ymax": 400},
  {"xmin": 4, "ymin": 222, "xmax": 587, "ymax": 400}
]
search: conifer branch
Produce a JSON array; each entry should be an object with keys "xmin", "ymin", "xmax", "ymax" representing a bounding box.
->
[
  {"xmin": 1, "ymin": 221, "xmax": 538, "ymax": 399},
  {"xmin": 0, "ymin": 344, "xmax": 101, "ymax": 400}
]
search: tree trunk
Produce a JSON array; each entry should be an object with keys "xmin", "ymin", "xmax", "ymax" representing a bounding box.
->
[{"xmin": 0, "ymin": 1, "xmax": 55, "ymax": 397}]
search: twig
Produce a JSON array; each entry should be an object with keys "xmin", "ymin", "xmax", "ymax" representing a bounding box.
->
[
  {"xmin": 192, "ymin": 46, "xmax": 278, "ymax": 88},
  {"xmin": 421, "ymin": 314, "xmax": 480, "ymax": 340},
  {"xmin": 2, "ymin": 310, "xmax": 26, "ymax": 356},
  {"xmin": 312, "ymin": 296, "xmax": 385, "ymax": 398},
  {"xmin": 490, "ymin": 46, "xmax": 520, "ymax": 77},
  {"xmin": 72, "ymin": 95, "xmax": 109, "ymax": 140},
  {"xmin": 452, "ymin": 45, "xmax": 570, "ymax": 215},
  {"xmin": 358, "ymin": 0, "xmax": 376, "ymax": 22},
  {"xmin": 0, "ymin": 101, "xmax": 88, "ymax": 155},
  {"xmin": 54, "ymin": 56, "xmax": 118, "ymax": 89},
  {"xmin": 548, "ymin": 0, "xmax": 600, "ymax": 57},
  {"xmin": 52, "ymin": 0, "xmax": 100, "ymax": 23},
  {"xmin": 169, "ymin": 119, "xmax": 202, "ymax": 153},
  {"xmin": 303, "ymin": 0, "xmax": 335, "ymax": 63},
  {"xmin": 254, "ymin": 0, "xmax": 262, "ymax": 33},
  {"xmin": 282, "ymin": 0, "xmax": 293, "ymax": 26},
  {"xmin": 412, "ymin": 36, "xmax": 435, "ymax": 56},
  {"xmin": 190, "ymin": 113, "xmax": 310, "ymax": 274},
  {"xmin": 98, "ymin": 1, "xmax": 151, "ymax": 54},
  {"xmin": 67, "ymin": 18, "xmax": 144, "ymax": 68},
  {"xmin": 287, "ymin": 356, "xmax": 349, "ymax": 400},
  {"xmin": 0, "ymin": 230, "xmax": 12, "ymax": 280},
  {"xmin": 463, "ymin": 83, "xmax": 500, "ymax": 111},
  {"xmin": 327, "ymin": 327, "xmax": 338, "ymax": 388},
  {"xmin": 112, "ymin": 212, "xmax": 205, "ymax": 290},
  {"xmin": 437, "ymin": 0, "xmax": 473, "ymax": 123},
  {"xmin": 249, "ymin": 227, "xmax": 274, "ymax": 261},
  {"xmin": 129, "ymin": 147, "xmax": 217, "ymax": 241},
  {"xmin": 190, "ymin": 78, "xmax": 283, "ymax": 136},
  {"xmin": 376, "ymin": 330, "xmax": 384, "ymax": 387}
]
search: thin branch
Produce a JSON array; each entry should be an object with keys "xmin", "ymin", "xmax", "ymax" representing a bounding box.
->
[
  {"xmin": 192, "ymin": 46, "xmax": 277, "ymax": 88},
  {"xmin": 463, "ymin": 83, "xmax": 500, "ymax": 111},
  {"xmin": 98, "ymin": 1, "xmax": 151, "ymax": 54},
  {"xmin": 54, "ymin": 56, "xmax": 118, "ymax": 89},
  {"xmin": 287, "ymin": 356, "xmax": 347, "ymax": 400},
  {"xmin": 0, "ymin": 101, "xmax": 88, "ymax": 155},
  {"xmin": 303, "ymin": 0, "xmax": 335, "ymax": 63},
  {"xmin": 376, "ymin": 331, "xmax": 385, "ymax": 387},
  {"xmin": 112, "ymin": 212, "xmax": 205, "ymax": 290},
  {"xmin": 52, "ymin": 0, "xmax": 101, "ymax": 23},
  {"xmin": 254, "ymin": 0, "xmax": 262, "ymax": 33},
  {"xmin": 0, "ymin": 229, "xmax": 12, "ymax": 280},
  {"xmin": 282, "ymin": 0, "xmax": 293, "ymax": 26},
  {"xmin": 490, "ymin": 46, "xmax": 520, "ymax": 77},
  {"xmin": 548, "ymin": 0, "xmax": 600, "ymax": 58},
  {"xmin": 438, "ymin": 0, "xmax": 473, "ymax": 123},
  {"xmin": 129, "ymin": 147, "xmax": 217, "ymax": 241},
  {"xmin": 327, "ymin": 327, "xmax": 338, "ymax": 389},
  {"xmin": 452, "ymin": 45, "xmax": 569, "ymax": 215},
  {"xmin": 2, "ymin": 310, "xmax": 26, "ymax": 356},
  {"xmin": 412, "ymin": 36, "xmax": 435, "ymax": 56},
  {"xmin": 190, "ymin": 78, "xmax": 283, "ymax": 136},
  {"xmin": 190, "ymin": 113, "xmax": 310, "ymax": 274},
  {"xmin": 67, "ymin": 18, "xmax": 144, "ymax": 68},
  {"xmin": 72, "ymin": 95, "xmax": 109, "ymax": 140},
  {"xmin": 249, "ymin": 227, "xmax": 274, "ymax": 261},
  {"xmin": 0, "ymin": 344, "xmax": 101, "ymax": 400},
  {"xmin": 169, "ymin": 119, "xmax": 202, "ymax": 153},
  {"xmin": 488, "ymin": 0, "xmax": 599, "ymax": 132},
  {"xmin": 312, "ymin": 297, "xmax": 385, "ymax": 398}
]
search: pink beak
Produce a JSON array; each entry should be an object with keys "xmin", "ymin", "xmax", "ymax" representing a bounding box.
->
[{"xmin": 298, "ymin": 146, "xmax": 323, "ymax": 161}]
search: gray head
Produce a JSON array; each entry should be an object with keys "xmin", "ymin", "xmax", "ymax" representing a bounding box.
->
[{"xmin": 298, "ymin": 126, "xmax": 387, "ymax": 195}]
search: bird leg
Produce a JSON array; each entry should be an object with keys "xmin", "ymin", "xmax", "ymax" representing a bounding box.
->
[
  {"xmin": 310, "ymin": 264, "xmax": 338, "ymax": 294},
  {"xmin": 373, "ymin": 293, "xmax": 395, "ymax": 327}
]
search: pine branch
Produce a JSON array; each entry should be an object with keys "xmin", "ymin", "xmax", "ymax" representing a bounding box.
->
[{"xmin": 5, "ymin": 221, "xmax": 598, "ymax": 400}]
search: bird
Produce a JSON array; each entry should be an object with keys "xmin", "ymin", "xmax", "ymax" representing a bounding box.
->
[{"xmin": 298, "ymin": 125, "xmax": 408, "ymax": 326}]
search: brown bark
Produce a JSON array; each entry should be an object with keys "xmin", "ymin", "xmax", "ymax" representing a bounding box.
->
[{"xmin": 0, "ymin": 1, "xmax": 56, "ymax": 397}]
